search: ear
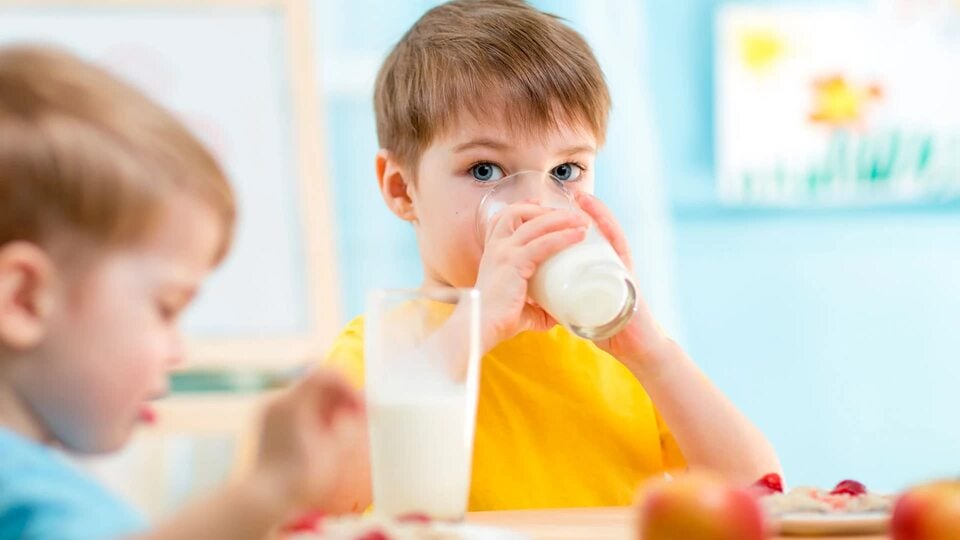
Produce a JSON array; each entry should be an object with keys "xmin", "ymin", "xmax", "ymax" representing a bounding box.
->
[
  {"xmin": 375, "ymin": 149, "xmax": 417, "ymax": 223},
  {"xmin": 0, "ymin": 242, "xmax": 56, "ymax": 350}
]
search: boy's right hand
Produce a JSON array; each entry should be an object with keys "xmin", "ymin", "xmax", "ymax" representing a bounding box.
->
[
  {"xmin": 252, "ymin": 368, "xmax": 367, "ymax": 515},
  {"xmin": 474, "ymin": 203, "xmax": 589, "ymax": 352}
]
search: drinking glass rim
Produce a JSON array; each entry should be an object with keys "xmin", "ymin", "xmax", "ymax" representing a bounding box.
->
[
  {"xmin": 367, "ymin": 286, "xmax": 480, "ymax": 305},
  {"xmin": 475, "ymin": 170, "xmax": 577, "ymax": 243}
]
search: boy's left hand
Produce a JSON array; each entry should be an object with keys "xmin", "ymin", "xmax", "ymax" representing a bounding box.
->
[
  {"xmin": 254, "ymin": 369, "xmax": 369, "ymax": 514},
  {"xmin": 573, "ymin": 191, "xmax": 673, "ymax": 374}
]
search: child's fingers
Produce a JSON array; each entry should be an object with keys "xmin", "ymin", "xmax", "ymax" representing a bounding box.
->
[
  {"xmin": 511, "ymin": 209, "xmax": 589, "ymax": 246},
  {"xmin": 574, "ymin": 191, "xmax": 633, "ymax": 269},
  {"xmin": 523, "ymin": 301, "xmax": 559, "ymax": 330},
  {"xmin": 299, "ymin": 369, "xmax": 364, "ymax": 425},
  {"xmin": 486, "ymin": 203, "xmax": 555, "ymax": 242},
  {"xmin": 520, "ymin": 226, "xmax": 588, "ymax": 267},
  {"xmin": 328, "ymin": 407, "xmax": 365, "ymax": 450}
]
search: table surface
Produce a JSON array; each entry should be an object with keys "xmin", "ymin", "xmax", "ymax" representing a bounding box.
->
[{"xmin": 467, "ymin": 506, "xmax": 888, "ymax": 540}]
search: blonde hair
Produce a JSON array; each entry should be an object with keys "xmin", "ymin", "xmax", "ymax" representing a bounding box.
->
[
  {"xmin": 374, "ymin": 0, "xmax": 611, "ymax": 171},
  {"xmin": 0, "ymin": 45, "xmax": 235, "ymax": 263}
]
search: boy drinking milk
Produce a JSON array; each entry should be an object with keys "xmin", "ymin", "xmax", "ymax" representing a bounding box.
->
[
  {"xmin": 326, "ymin": 0, "xmax": 781, "ymax": 511},
  {"xmin": 0, "ymin": 45, "xmax": 362, "ymax": 539}
]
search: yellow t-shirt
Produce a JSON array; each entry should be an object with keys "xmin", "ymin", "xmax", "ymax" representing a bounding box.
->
[{"xmin": 325, "ymin": 316, "xmax": 686, "ymax": 510}]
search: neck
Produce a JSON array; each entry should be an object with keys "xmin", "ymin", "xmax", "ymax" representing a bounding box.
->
[{"xmin": 0, "ymin": 364, "xmax": 53, "ymax": 445}]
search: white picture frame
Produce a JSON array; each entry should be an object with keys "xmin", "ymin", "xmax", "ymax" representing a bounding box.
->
[
  {"xmin": 716, "ymin": 4, "xmax": 960, "ymax": 206},
  {"xmin": 0, "ymin": 0, "xmax": 341, "ymax": 370}
]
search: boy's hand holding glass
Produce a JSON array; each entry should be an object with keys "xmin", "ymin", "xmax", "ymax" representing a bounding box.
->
[
  {"xmin": 475, "ymin": 171, "xmax": 640, "ymax": 352},
  {"xmin": 474, "ymin": 198, "xmax": 588, "ymax": 351}
]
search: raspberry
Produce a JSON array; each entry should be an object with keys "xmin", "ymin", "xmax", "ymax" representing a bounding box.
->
[
  {"xmin": 753, "ymin": 473, "xmax": 784, "ymax": 494},
  {"xmin": 831, "ymin": 479, "xmax": 867, "ymax": 496},
  {"xmin": 356, "ymin": 529, "xmax": 390, "ymax": 540},
  {"xmin": 396, "ymin": 512, "xmax": 432, "ymax": 524},
  {"xmin": 280, "ymin": 509, "xmax": 325, "ymax": 533}
]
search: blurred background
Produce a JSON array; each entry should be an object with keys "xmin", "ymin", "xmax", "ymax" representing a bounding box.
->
[{"xmin": 2, "ymin": 0, "xmax": 959, "ymax": 517}]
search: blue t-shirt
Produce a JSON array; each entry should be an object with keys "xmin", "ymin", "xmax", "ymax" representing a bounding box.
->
[{"xmin": 0, "ymin": 428, "xmax": 146, "ymax": 539}]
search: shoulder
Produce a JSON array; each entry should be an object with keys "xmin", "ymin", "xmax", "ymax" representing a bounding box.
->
[{"xmin": 0, "ymin": 431, "xmax": 145, "ymax": 539}]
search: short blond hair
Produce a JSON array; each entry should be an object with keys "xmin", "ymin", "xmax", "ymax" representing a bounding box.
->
[
  {"xmin": 374, "ymin": 0, "xmax": 611, "ymax": 171},
  {"xmin": 0, "ymin": 45, "xmax": 235, "ymax": 263}
]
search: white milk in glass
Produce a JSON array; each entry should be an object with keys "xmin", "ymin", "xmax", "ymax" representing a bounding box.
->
[
  {"xmin": 365, "ymin": 288, "xmax": 480, "ymax": 522},
  {"xmin": 368, "ymin": 393, "xmax": 473, "ymax": 520},
  {"xmin": 477, "ymin": 171, "xmax": 637, "ymax": 340},
  {"xmin": 528, "ymin": 227, "xmax": 634, "ymax": 336}
]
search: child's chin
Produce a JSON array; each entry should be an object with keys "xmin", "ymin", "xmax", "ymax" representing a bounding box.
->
[
  {"xmin": 60, "ymin": 426, "xmax": 132, "ymax": 455},
  {"xmin": 100, "ymin": 432, "xmax": 133, "ymax": 454}
]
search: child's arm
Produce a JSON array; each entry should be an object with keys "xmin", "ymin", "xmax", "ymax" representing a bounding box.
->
[
  {"xmin": 617, "ymin": 331, "xmax": 781, "ymax": 484},
  {"xmin": 135, "ymin": 369, "xmax": 365, "ymax": 540},
  {"xmin": 473, "ymin": 194, "xmax": 779, "ymax": 483},
  {"xmin": 574, "ymin": 192, "xmax": 781, "ymax": 484}
]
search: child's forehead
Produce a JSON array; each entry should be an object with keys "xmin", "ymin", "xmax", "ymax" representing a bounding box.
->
[
  {"xmin": 112, "ymin": 195, "xmax": 223, "ymax": 282},
  {"xmin": 432, "ymin": 108, "xmax": 598, "ymax": 155}
]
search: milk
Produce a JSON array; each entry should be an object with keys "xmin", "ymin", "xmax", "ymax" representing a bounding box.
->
[
  {"xmin": 368, "ymin": 395, "xmax": 474, "ymax": 521},
  {"xmin": 529, "ymin": 227, "xmax": 634, "ymax": 336},
  {"xmin": 474, "ymin": 170, "xmax": 637, "ymax": 338}
]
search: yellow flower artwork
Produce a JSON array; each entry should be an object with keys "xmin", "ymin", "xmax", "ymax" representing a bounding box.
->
[
  {"xmin": 808, "ymin": 75, "xmax": 883, "ymax": 128},
  {"xmin": 739, "ymin": 28, "xmax": 785, "ymax": 71}
]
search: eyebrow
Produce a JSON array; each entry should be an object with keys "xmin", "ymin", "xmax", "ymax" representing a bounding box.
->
[
  {"xmin": 452, "ymin": 139, "xmax": 596, "ymax": 156},
  {"xmin": 558, "ymin": 145, "xmax": 596, "ymax": 155},
  {"xmin": 452, "ymin": 138, "xmax": 512, "ymax": 153}
]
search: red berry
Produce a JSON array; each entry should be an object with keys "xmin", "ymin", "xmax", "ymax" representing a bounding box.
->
[
  {"xmin": 831, "ymin": 479, "xmax": 867, "ymax": 496},
  {"xmin": 752, "ymin": 473, "xmax": 784, "ymax": 494},
  {"xmin": 396, "ymin": 512, "xmax": 431, "ymax": 524},
  {"xmin": 356, "ymin": 530, "xmax": 390, "ymax": 540},
  {"xmin": 280, "ymin": 509, "xmax": 325, "ymax": 533}
]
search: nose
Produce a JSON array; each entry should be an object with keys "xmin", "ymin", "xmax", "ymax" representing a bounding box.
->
[
  {"xmin": 504, "ymin": 170, "xmax": 555, "ymax": 203},
  {"xmin": 533, "ymin": 173, "xmax": 565, "ymax": 204},
  {"xmin": 517, "ymin": 170, "xmax": 571, "ymax": 211}
]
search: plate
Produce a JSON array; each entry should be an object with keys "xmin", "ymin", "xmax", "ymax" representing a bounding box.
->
[
  {"xmin": 434, "ymin": 524, "xmax": 530, "ymax": 539},
  {"xmin": 305, "ymin": 522, "xmax": 531, "ymax": 540},
  {"xmin": 773, "ymin": 512, "xmax": 890, "ymax": 536}
]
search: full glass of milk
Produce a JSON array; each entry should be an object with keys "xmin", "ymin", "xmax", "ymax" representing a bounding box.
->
[
  {"xmin": 477, "ymin": 170, "xmax": 638, "ymax": 340},
  {"xmin": 364, "ymin": 287, "xmax": 481, "ymax": 521}
]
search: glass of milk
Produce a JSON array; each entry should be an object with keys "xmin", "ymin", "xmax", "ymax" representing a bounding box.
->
[
  {"xmin": 477, "ymin": 170, "xmax": 638, "ymax": 340},
  {"xmin": 364, "ymin": 287, "xmax": 481, "ymax": 521}
]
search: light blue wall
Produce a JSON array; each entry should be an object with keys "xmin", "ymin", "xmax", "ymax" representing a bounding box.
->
[
  {"xmin": 645, "ymin": 0, "xmax": 960, "ymax": 491},
  {"xmin": 319, "ymin": 0, "xmax": 960, "ymax": 492}
]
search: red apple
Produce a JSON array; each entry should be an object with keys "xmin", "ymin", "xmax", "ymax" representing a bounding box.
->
[
  {"xmin": 892, "ymin": 479, "xmax": 960, "ymax": 540},
  {"xmin": 636, "ymin": 473, "xmax": 769, "ymax": 540}
]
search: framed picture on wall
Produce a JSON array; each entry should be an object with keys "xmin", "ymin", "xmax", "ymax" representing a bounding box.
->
[
  {"xmin": 716, "ymin": 4, "xmax": 960, "ymax": 206},
  {"xmin": 0, "ymin": 0, "xmax": 341, "ymax": 371}
]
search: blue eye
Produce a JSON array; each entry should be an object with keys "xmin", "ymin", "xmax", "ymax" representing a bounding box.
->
[
  {"xmin": 470, "ymin": 163, "xmax": 504, "ymax": 182},
  {"xmin": 551, "ymin": 163, "xmax": 582, "ymax": 182}
]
